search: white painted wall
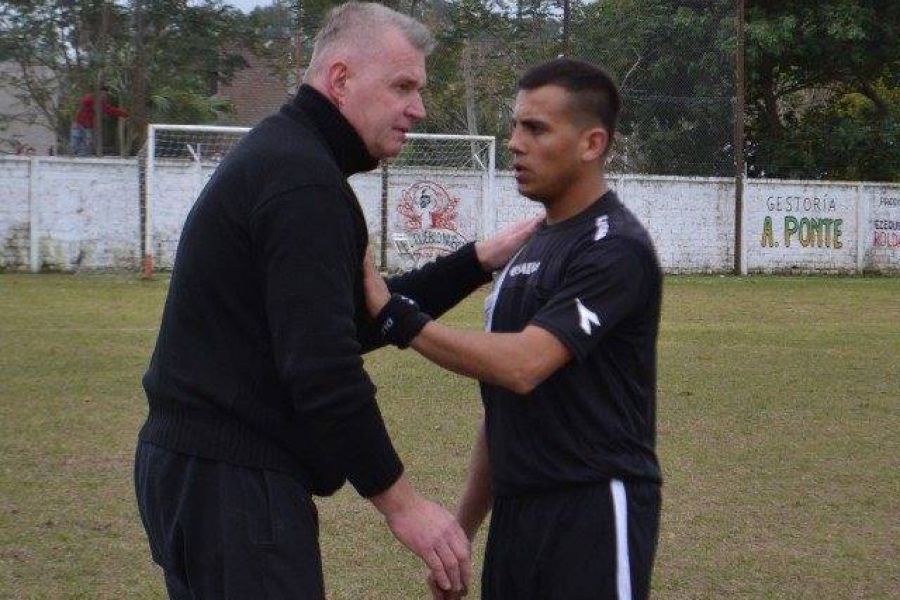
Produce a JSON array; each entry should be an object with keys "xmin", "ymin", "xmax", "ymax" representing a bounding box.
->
[
  {"xmin": 1, "ymin": 155, "xmax": 898, "ymax": 274},
  {"xmin": 744, "ymin": 180, "xmax": 860, "ymax": 274},
  {"xmin": 0, "ymin": 157, "xmax": 31, "ymax": 268},
  {"xmin": 864, "ymin": 185, "xmax": 900, "ymax": 273},
  {"xmin": 615, "ymin": 176, "xmax": 735, "ymax": 274},
  {"xmin": 1, "ymin": 156, "xmax": 140, "ymax": 271},
  {"xmin": 491, "ymin": 174, "xmax": 735, "ymax": 274}
]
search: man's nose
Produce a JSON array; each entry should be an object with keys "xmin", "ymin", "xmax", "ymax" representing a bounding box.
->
[
  {"xmin": 407, "ymin": 92, "xmax": 426, "ymax": 121},
  {"xmin": 507, "ymin": 129, "xmax": 522, "ymax": 154}
]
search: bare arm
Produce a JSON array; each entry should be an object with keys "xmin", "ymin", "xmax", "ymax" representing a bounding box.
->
[
  {"xmin": 410, "ymin": 321, "xmax": 571, "ymax": 395},
  {"xmin": 363, "ymin": 247, "xmax": 571, "ymax": 394},
  {"xmin": 456, "ymin": 418, "xmax": 492, "ymax": 541},
  {"xmin": 425, "ymin": 419, "xmax": 493, "ymax": 600}
]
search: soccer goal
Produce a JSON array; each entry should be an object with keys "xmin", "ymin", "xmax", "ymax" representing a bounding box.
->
[{"xmin": 140, "ymin": 124, "xmax": 496, "ymax": 276}]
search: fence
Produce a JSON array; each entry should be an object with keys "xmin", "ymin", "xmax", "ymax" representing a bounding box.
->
[{"xmin": 2, "ymin": 155, "xmax": 898, "ymax": 275}]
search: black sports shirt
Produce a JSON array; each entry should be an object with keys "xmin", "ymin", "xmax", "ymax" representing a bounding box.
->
[{"xmin": 483, "ymin": 191, "xmax": 663, "ymax": 497}]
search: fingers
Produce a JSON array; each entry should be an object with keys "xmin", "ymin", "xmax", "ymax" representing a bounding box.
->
[
  {"xmin": 428, "ymin": 572, "xmax": 461, "ymax": 600},
  {"xmin": 427, "ymin": 572, "xmax": 466, "ymax": 600},
  {"xmin": 363, "ymin": 246, "xmax": 376, "ymax": 272},
  {"xmin": 383, "ymin": 496, "xmax": 471, "ymax": 594},
  {"xmin": 423, "ymin": 527, "xmax": 469, "ymax": 594},
  {"xmin": 362, "ymin": 246, "xmax": 391, "ymax": 317},
  {"xmin": 427, "ymin": 573, "xmax": 443, "ymax": 600},
  {"xmin": 498, "ymin": 216, "xmax": 541, "ymax": 251},
  {"xmin": 446, "ymin": 525, "xmax": 472, "ymax": 590},
  {"xmin": 436, "ymin": 518, "xmax": 471, "ymax": 594},
  {"xmin": 434, "ymin": 539, "xmax": 463, "ymax": 593},
  {"xmin": 423, "ymin": 548, "xmax": 452, "ymax": 592}
]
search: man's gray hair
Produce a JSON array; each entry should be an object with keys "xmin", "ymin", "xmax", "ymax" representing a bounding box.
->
[
  {"xmin": 309, "ymin": 2, "xmax": 435, "ymax": 77},
  {"xmin": 306, "ymin": 2, "xmax": 434, "ymax": 78}
]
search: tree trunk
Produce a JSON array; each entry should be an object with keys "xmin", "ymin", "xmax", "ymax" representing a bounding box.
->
[
  {"xmin": 131, "ymin": 0, "xmax": 148, "ymax": 154},
  {"xmin": 759, "ymin": 65, "xmax": 783, "ymax": 139},
  {"xmin": 859, "ymin": 81, "xmax": 889, "ymax": 121},
  {"xmin": 462, "ymin": 39, "xmax": 479, "ymax": 136}
]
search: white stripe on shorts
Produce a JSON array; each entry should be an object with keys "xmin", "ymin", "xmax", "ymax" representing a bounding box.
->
[{"xmin": 611, "ymin": 479, "xmax": 632, "ymax": 600}]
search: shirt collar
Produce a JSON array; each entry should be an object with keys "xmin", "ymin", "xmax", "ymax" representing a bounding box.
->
[{"xmin": 282, "ymin": 84, "xmax": 379, "ymax": 176}]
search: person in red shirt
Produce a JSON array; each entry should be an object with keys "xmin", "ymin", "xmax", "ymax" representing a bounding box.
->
[{"xmin": 69, "ymin": 86, "xmax": 128, "ymax": 156}]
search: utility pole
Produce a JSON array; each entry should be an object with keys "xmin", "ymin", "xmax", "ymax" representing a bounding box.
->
[
  {"xmin": 734, "ymin": 0, "xmax": 746, "ymax": 275},
  {"xmin": 94, "ymin": 1, "xmax": 111, "ymax": 157}
]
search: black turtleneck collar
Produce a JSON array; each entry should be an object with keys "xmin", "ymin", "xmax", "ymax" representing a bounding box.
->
[{"xmin": 282, "ymin": 84, "xmax": 379, "ymax": 176}]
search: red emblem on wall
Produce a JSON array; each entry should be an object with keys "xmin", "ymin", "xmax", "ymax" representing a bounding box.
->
[
  {"xmin": 397, "ymin": 181, "xmax": 460, "ymax": 232},
  {"xmin": 395, "ymin": 181, "xmax": 468, "ymax": 258}
]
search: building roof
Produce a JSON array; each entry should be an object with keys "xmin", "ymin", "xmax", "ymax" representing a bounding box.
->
[{"xmin": 217, "ymin": 46, "xmax": 295, "ymax": 127}]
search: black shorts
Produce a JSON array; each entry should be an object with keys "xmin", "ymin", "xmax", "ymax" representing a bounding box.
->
[
  {"xmin": 134, "ymin": 441, "xmax": 324, "ymax": 599},
  {"xmin": 482, "ymin": 479, "xmax": 661, "ymax": 600}
]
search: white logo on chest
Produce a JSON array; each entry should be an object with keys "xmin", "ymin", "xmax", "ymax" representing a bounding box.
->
[
  {"xmin": 594, "ymin": 215, "xmax": 610, "ymax": 241},
  {"xmin": 509, "ymin": 261, "xmax": 541, "ymax": 277},
  {"xmin": 576, "ymin": 298, "xmax": 601, "ymax": 335}
]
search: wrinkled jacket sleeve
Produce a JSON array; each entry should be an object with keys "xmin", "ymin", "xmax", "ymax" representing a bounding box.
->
[{"xmin": 249, "ymin": 184, "xmax": 403, "ymax": 497}]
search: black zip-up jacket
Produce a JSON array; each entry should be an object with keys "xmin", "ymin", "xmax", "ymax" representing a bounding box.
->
[{"xmin": 140, "ymin": 85, "xmax": 490, "ymax": 497}]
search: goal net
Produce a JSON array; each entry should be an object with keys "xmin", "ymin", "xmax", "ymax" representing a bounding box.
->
[{"xmin": 140, "ymin": 125, "xmax": 495, "ymax": 275}]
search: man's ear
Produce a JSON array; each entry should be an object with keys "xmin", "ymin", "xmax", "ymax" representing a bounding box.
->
[
  {"xmin": 581, "ymin": 126, "xmax": 610, "ymax": 163},
  {"xmin": 324, "ymin": 61, "xmax": 350, "ymax": 107}
]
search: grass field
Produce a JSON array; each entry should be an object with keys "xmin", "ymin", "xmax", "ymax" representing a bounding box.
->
[{"xmin": 1, "ymin": 274, "xmax": 898, "ymax": 599}]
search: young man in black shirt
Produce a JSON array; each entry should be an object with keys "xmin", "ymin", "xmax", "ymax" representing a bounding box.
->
[
  {"xmin": 365, "ymin": 59, "xmax": 663, "ymax": 599},
  {"xmin": 134, "ymin": 3, "xmax": 536, "ymax": 598}
]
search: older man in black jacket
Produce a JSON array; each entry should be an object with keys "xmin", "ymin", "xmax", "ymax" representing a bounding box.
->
[{"xmin": 134, "ymin": 3, "xmax": 533, "ymax": 598}]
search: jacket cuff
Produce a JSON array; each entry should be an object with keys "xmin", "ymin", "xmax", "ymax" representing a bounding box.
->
[
  {"xmin": 453, "ymin": 241, "xmax": 493, "ymax": 285},
  {"xmin": 341, "ymin": 400, "xmax": 405, "ymax": 497}
]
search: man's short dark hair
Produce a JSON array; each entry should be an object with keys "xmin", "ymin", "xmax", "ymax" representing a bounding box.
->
[{"xmin": 518, "ymin": 58, "xmax": 621, "ymax": 141}]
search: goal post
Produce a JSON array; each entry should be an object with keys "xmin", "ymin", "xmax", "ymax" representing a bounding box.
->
[
  {"xmin": 140, "ymin": 125, "xmax": 496, "ymax": 276},
  {"xmin": 140, "ymin": 124, "xmax": 251, "ymax": 277}
]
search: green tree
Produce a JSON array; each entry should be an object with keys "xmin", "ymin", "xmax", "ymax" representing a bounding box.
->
[
  {"xmin": 747, "ymin": 0, "xmax": 900, "ymax": 181},
  {"xmin": 422, "ymin": 0, "xmax": 519, "ymax": 135},
  {"xmin": 0, "ymin": 0, "xmax": 247, "ymax": 155},
  {"xmin": 0, "ymin": 1, "xmax": 129, "ymax": 150},
  {"xmin": 121, "ymin": 0, "xmax": 246, "ymax": 149},
  {"xmin": 572, "ymin": 0, "xmax": 737, "ymax": 176}
]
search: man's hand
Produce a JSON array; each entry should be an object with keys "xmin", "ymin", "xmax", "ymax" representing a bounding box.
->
[
  {"xmin": 371, "ymin": 477, "xmax": 472, "ymax": 594},
  {"xmin": 474, "ymin": 216, "xmax": 542, "ymax": 271},
  {"xmin": 363, "ymin": 247, "xmax": 391, "ymax": 318},
  {"xmin": 387, "ymin": 497, "xmax": 471, "ymax": 594},
  {"xmin": 427, "ymin": 571, "xmax": 467, "ymax": 599}
]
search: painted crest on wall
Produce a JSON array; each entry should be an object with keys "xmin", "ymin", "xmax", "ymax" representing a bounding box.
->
[{"xmin": 396, "ymin": 180, "xmax": 468, "ymax": 257}]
